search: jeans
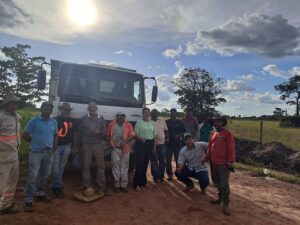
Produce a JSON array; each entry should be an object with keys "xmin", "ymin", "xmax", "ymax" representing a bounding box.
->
[
  {"xmin": 51, "ymin": 143, "xmax": 71, "ymax": 189},
  {"xmin": 25, "ymin": 151, "xmax": 54, "ymax": 203},
  {"xmin": 150, "ymin": 144, "xmax": 166, "ymax": 180},
  {"xmin": 175, "ymin": 166, "xmax": 209, "ymax": 190},
  {"xmin": 166, "ymin": 142, "xmax": 181, "ymax": 177}
]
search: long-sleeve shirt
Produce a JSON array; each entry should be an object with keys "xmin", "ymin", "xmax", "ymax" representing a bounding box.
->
[
  {"xmin": 0, "ymin": 111, "xmax": 21, "ymax": 162},
  {"xmin": 80, "ymin": 114, "xmax": 106, "ymax": 144},
  {"xmin": 207, "ymin": 129, "xmax": 235, "ymax": 165},
  {"xmin": 181, "ymin": 116, "xmax": 198, "ymax": 136}
]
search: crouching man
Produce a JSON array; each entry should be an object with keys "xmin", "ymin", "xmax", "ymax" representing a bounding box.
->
[
  {"xmin": 175, "ymin": 133, "xmax": 209, "ymax": 194},
  {"xmin": 107, "ymin": 112, "xmax": 135, "ymax": 193}
]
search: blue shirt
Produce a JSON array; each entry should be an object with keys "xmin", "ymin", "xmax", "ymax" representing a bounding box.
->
[
  {"xmin": 177, "ymin": 142, "xmax": 208, "ymax": 172},
  {"xmin": 24, "ymin": 116, "xmax": 58, "ymax": 152}
]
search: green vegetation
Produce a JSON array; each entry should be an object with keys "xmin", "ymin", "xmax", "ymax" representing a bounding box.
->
[
  {"xmin": 235, "ymin": 163, "xmax": 300, "ymax": 185},
  {"xmin": 228, "ymin": 119, "xmax": 300, "ymax": 151},
  {"xmin": 18, "ymin": 107, "xmax": 39, "ymax": 160}
]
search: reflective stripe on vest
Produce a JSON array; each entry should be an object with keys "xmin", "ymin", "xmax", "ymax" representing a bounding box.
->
[{"xmin": 0, "ymin": 134, "xmax": 18, "ymax": 142}]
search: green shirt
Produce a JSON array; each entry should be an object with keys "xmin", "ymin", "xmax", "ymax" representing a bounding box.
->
[
  {"xmin": 135, "ymin": 119, "xmax": 157, "ymax": 140},
  {"xmin": 113, "ymin": 124, "xmax": 123, "ymax": 146}
]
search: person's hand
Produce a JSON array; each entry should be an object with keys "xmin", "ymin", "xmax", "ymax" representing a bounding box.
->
[
  {"xmin": 165, "ymin": 138, "xmax": 169, "ymax": 144},
  {"xmin": 227, "ymin": 163, "xmax": 235, "ymax": 172},
  {"xmin": 140, "ymin": 137, "xmax": 146, "ymax": 143}
]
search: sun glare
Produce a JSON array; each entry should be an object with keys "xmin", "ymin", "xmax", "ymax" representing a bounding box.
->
[{"xmin": 67, "ymin": 0, "xmax": 97, "ymax": 27}]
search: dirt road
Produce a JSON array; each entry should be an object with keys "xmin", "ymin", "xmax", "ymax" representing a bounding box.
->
[{"xmin": 1, "ymin": 164, "xmax": 300, "ymax": 225}]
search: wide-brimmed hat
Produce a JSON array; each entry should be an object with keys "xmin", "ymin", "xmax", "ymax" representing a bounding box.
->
[
  {"xmin": 212, "ymin": 114, "xmax": 227, "ymax": 126},
  {"xmin": 0, "ymin": 94, "xmax": 21, "ymax": 107},
  {"xmin": 59, "ymin": 102, "xmax": 73, "ymax": 110}
]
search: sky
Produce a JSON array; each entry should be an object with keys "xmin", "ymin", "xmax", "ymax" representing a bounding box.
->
[{"xmin": 1, "ymin": 0, "xmax": 300, "ymax": 116}]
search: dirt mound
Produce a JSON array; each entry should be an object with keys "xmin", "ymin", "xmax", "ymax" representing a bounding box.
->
[
  {"xmin": 235, "ymin": 138, "xmax": 260, "ymax": 162},
  {"xmin": 250, "ymin": 142, "xmax": 295, "ymax": 171},
  {"xmin": 288, "ymin": 151, "xmax": 300, "ymax": 173}
]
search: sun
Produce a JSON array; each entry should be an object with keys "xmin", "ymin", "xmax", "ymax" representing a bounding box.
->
[{"xmin": 67, "ymin": 0, "xmax": 97, "ymax": 27}]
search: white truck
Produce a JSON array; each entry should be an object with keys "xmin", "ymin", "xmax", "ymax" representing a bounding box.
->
[
  {"xmin": 37, "ymin": 59, "xmax": 157, "ymax": 120},
  {"xmin": 37, "ymin": 60, "xmax": 158, "ymax": 164}
]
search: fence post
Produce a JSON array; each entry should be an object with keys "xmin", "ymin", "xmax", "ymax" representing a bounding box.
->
[{"xmin": 260, "ymin": 121, "xmax": 263, "ymax": 144}]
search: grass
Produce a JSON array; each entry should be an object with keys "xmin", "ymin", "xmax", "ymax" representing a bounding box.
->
[
  {"xmin": 235, "ymin": 162, "xmax": 300, "ymax": 185},
  {"xmin": 17, "ymin": 107, "xmax": 39, "ymax": 160},
  {"xmin": 228, "ymin": 119, "xmax": 300, "ymax": 151}
]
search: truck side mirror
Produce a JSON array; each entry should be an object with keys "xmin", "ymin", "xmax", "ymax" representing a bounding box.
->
[
  {"xmin": 151, "ymin": 85, "xmax": 158, "ymax": 103},
  {"xmin": 37, "ymin": 70, "xmax": 46, "ymax": 90}
]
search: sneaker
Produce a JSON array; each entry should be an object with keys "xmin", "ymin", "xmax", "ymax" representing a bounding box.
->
[
  {"xmin": 120, "ymin": 187, "xmax": 128, "ymax": 193},
  {"xmin": 36, "ymin": 195, "xmax": 51, "ymax": 203},
  {"xmin": 223, "ymin": 205, "xmax": 231, "ymax": 216},
  {"xmin": 154, "ymin": 178, "xmax": 159, "ymax": 184},
  {"xmin": 183, "ymin": 185, "xmax": 194, "ymax": 192},
  {"xmin": 211, "ymin": 198, "xmax": 222, "ymax": 204},
  {"xmin": 114, "ymin": 187, "xmax": 120, "ymax": 193},
  {"xmin": 135, "ymin": 186, "xmax": 142, "ymax": 192},
  {"xmin": 56, "ymin": 188, "xmax": 65, "ymax": 199},
  {"xmin": 0, "ymin": 205, "xmax": 20, "ymax": 214},
  {"xmin": 24, "ymin": 203, "xmax": 34, "ymax": 213}
]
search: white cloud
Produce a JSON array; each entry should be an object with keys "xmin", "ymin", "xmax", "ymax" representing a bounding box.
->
[
  {"xmin": 0, "ymin": 50, "xmax": 8, "ymax": 60},
  {"xmin": 221, "ymin": 80, "xmax": 255, "ymax": 92},
  {"xmin": 184, "ymin": 14, "xmax": 300, "ymax": 58},
  {"xmin": 263, "ymin": 64, "xmax": 300, "ymax": 78},
  {"xmin": 239, "ymin": 74, "xmax": 255, "ymax": 81},
  {"xmin": 162, "ymin": 45, "xmax": 182, "ymax": 58},
  {"xmin": 99, "ymin": 60, "xmax": 118, "ymax": 66},
  {"xmin": 1, "ymin": 1, "xmax": 300, "ymax": 46},
  {"xmin": 114, "ymin": 50, "xmax": 132, "ymax": 56}
]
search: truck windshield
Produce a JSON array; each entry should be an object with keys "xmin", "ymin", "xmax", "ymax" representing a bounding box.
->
[{"xmin": 58, "ymin": 64, "xmax": 144, "ymax": 107}]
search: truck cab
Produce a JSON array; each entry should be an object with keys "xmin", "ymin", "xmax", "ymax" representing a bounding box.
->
[{"xmin": 38, "ymin": 59, "xmax": 157, "ymax": 121}]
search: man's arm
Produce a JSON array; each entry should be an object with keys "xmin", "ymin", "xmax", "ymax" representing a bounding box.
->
[
  {"xmin": 22, "ymin": 118, "xmax": 35, "ymax": 142},
  {"xmin": 176, "ymin": 148, "xmax": 185, "ymax": 173}
]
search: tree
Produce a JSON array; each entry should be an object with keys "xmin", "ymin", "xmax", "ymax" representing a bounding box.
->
[
  {"xmin": 274, "ymin": 76, "xmax": 300, "ymax": 116},
  {"xmin": 0, "ymin": 44, "xmax": 46, "ymax": 103},
  {"xmin": 173, "ymin": 67, "xmax": 226, "ymax": 117},
  {"xmin": 273, "ymin": 107, "xmax": 287, "ymax": 120}
]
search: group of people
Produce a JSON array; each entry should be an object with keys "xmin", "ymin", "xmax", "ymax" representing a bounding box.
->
[{"xmin": 0, "ymin": 94, "xmax": 235, "ymax": 216}]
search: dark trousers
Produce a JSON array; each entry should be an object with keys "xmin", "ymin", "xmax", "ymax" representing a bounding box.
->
[
  {"xmin": 175, "ymin": 166, "xmax": 209, "ymax": 190},
  {"xmin": 211, "ymin": 163, "xmax": 230, "ymax": 206},
  {"xmin": 150, "ymin": 144, "xmax": 166, "ymax": 180},
  {"xmin": 166, "ymin": 142, "xmax": 181, "ymax": 177},
  {"xmin": 133, "ymin": 140, "xmax": 153, "ymax": 188}
]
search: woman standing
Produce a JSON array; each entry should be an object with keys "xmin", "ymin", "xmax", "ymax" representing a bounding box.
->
[{"xmin": 133, "ymin": 108, "xmax": 157, "ymax": 191}]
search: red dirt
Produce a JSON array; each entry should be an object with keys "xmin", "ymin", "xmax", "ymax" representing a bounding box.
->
[{"xmin": 1, "ymin": 164, "xmax": 300, "ymax": 225}]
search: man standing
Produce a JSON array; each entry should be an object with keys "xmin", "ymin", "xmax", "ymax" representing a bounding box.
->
[
  {"xmin": 80, "ymin": 102, "xmax": 107, "ymax": 194},
  {"xmin": 196, "ymin": 114, "xmax": 214, "ymax": 143},
  {"xmin": 0, "ymin": 95, "xmax": 21, "ymax": 214},
  {"xmin": 207, "ymin": 115, "xmax": 235, "ymax": 216},
  {"xmin": 150, "ymin": 109, "xmax": 168, "ymax": 183},
  {"xmin": 107, "ymin": 112, "xmax": 135, "ymax": 193},
  {"xmin": 52, "ymin": 103, "xmax": 77, "ymax": 198},
  {"xmin": 23, "ymin": 101, "xmax": 58, "ymax": 212},
  {"xmin": 175, "ymin": 133, "xmax": 209, "ymax": 194},
  {"xmin": 181, "ymin": 108, "xmax": 198, "ymax": 138},
  {"xmin": 165, "ymin": 108, "xmax": 185, "ymax": 180}
]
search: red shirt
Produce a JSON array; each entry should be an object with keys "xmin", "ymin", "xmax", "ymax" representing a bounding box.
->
[{"xmin": 207, "ymin": 129, "xmax": 235, "ymax": 165}]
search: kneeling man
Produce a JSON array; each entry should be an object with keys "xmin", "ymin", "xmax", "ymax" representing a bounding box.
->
[{"xmin": 175, "ymin": 133, "xmax": 209, "ymax": 194}]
